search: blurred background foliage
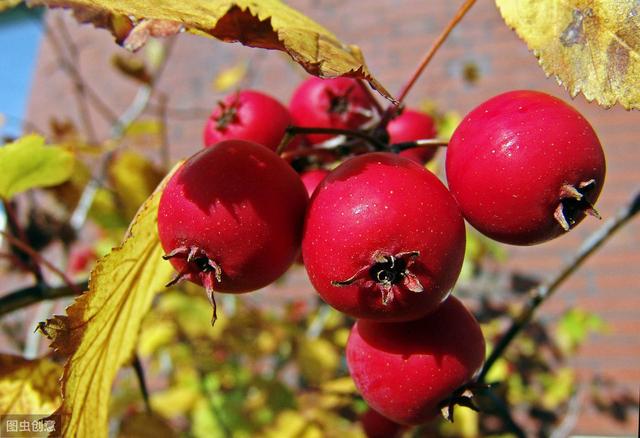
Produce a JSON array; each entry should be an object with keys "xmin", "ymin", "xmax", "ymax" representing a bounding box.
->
[{"xmin": 0, "ymin": 4, "xmax": 637, "ymax": 437}]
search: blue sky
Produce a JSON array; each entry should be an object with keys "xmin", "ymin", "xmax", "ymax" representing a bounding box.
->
[{"xmin": 0, "ymin": 6, "xmax": 43, "ymax": 138}]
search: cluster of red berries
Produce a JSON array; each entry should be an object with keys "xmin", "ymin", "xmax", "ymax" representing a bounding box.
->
[{"xmin": 157, "ymin": 77, "xmax": 605, "ymax": 430}]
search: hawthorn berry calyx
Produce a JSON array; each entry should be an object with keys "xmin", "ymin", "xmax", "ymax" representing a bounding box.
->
[
  {"xmin": 163, "ymin": 245, "xmax": 223, "ymax": 324},
  {"xmin": 332, "ymin": 250, "xmax": 424, "ymax": 306},
  {"xmin": 555, "ymin": 180, "xmax": 601, "ymax": 231},
  {"xmin": 212, "ymin": 99, "xmax": 239, "ymax": 130}
]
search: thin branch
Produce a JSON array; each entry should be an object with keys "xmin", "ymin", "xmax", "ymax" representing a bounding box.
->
[
  {"xmin": 144, "ymin": 105, "xmax": 211, "ymax": 120},
  {"xmin": 132, "ymin": 354, "xmax": 153, "ymax": 414},
  {"xmin": 484, "ymin": 389, "xmax": 526, "ymax": 438},
  {"xmin": 390, "ymin": 138, "xmax": 448, "ymax": 153},
  {"xmin": 396, "ymin": 0, "xmax": 477, "ymax": 104},
  {"xmin": 2, "ymin": 201, "xmax": 45, "ymax": 284},
  {"xmin": 550, "ymin": 386, "xmax": 583, "ymax": 438},
  {"xmin": 157, "ymin": 93, "xmax": 170, "ymax": 170},
  {"xmin": 1, "ymin": 232, "xmax": 81, "ymax": 296},
  {"xmin": 0, "ymin": 281, "xmax": 87, "ymax": 319},
  {"xmin": 44, "ymin": 19, "xmax": 117, "ymax": 134},
  {"xmin": 284, "ymin": 126, "xmax": 387, "ymax": 151},
  {"xmin": 478, "ymin": 189, "xmax": 640, "ymax": 383},
  {"xmin": 70, "ymin": 36, "xmax": 178, "ymax": 231}
]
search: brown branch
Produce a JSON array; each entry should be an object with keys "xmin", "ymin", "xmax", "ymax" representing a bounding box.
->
[
  {"xmin": 283, "ymin": 126, "xmax": 387, "ymax": 151},
  {"xmin": 0, "ymin": 281, "xmax": 87, "ymax": 319},
  {"xmin": 1, "ymin": 231, "xmax": 81, "ymax": 296},
  {"xmin": 478, "ymin": 189, "xmax": 640, "ymax": 383},
  {"xmin": 396, "ymin": 0, "xmax": 477, "ymax": 104},
  {"xmin": 2, "ymin": 201, "xmax": 45, "ymax": 284},
  {"xmin": 44, "ymin": 18, "xmax": 118, "ymax": 136},
  {"xmin": 132, "ymin": 354, "xmax": 152, "ymax": 414}
]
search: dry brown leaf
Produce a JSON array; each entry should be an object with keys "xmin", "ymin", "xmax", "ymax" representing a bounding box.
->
[
  {"xmin": 28, "ymin": 0, "xmax": 393, "ymax": 101},
  {"xmin": 497, "ymin": 0, "xmax": 640, "ymax": 110}
]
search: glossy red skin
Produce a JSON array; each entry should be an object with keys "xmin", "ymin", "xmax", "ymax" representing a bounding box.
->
[
  {"xmin": 158, "ymin": 140, "xmax": 308, "ymax": 292},
  {"xmin": 289, "ymin": 77, "xmax": 375, "ymax": 144},
  {"xmin": 300, "ymin": 168, "xmax": 330, "ymax": 197},
  {"xmin": 387, "ymin": 109, "xmax": 438, "ymax": 164},
  {"xmin": 346, "ymin": 296, "xmax": 486, "ymax": 425},
  {"xmin": 302, "ymin": 153, "xmax": 466, "ymax": 321},
  {"xmin": 361, "ymin": 408, "xmax": 404, "ymax": 438},
  {"xmin": 203, "ymin": 90, "xmax": 292, "ymax": 151},
  {"xmin": 446, "ymin": 90, "xmax": 606, "ymax": 245}
]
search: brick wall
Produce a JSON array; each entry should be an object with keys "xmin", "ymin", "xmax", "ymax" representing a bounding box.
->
[{"xmin": 24, "ymin": 1, "xmax": 639, "ymax": 435}]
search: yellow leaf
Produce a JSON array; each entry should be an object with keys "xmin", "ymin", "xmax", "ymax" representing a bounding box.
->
[
  {"xmin": 151, "ymin": 386, "xmax": 201, "ymax": 418},
  {"xmin": 0, "ymin": 0, "xmax": 21, "ymax": 12},
  {"xmin": 109, "ymin": 151, "xmax": 164, "ymax": 220},
  {"xmin": 320, "ymin": 377, "xmax": 357, "ymax": 395},
  {"xmin": 213, "ymin": 62, "xmax": 248, "ymax": 92},
  {"xmin": 137, "ymin": 318, "xmax": 177, "ymax": 357},
  {"xmin": 123, "ymin": 120, "xmax": 162, "ymax": 137},
  {"xmin": 40, "ymin": 166, "xmax": 177, "ymax": 438},
  {"xmin": 297, "ymin": 338, "xmax": 339, "ymax": 386},
  {"xmin": 118, "ymin": 412, "xmax": 176, "ymax": 438},
  {"xmin": 0, "ymin": 355, "xmax": 62, "ymax": 416},
  {"xmin": 439, "ymin": 405, "xmax": 479, "ymax": 438},
  {"xmin": 32, "ymin": 0, "xmax": 393, "ymax": 101},
  {"xmin": 496, "ymin": 0, "xmax": 640, "ymax": 109},
  {"xmin": 263, "ymin": 410, "xmax": 307, "ymax": 438},
  {"xmin": 0, "ymin": 135, "xmax": 74, "ymax": 199}
]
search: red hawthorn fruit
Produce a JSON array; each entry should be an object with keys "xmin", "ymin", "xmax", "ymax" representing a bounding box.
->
[
  {"xmin": 158, "ymin": 140, "xmax": 308, "ymax": 323},
  {"xmin": 347, "ymin": 296, "xmax": 486, "ymax": 425},
  {"xmin": 203, "ymin": 90, "xmax": 292, "ymax": 151},
  {"xmin": 360, "ymin": 407, "xmax": 405, "ymax": 438},
  {"xmin": 302, "ymin": 152, "xmax": 466, "ymax": 322},
  {"xmin": 67, "ymin": 246, "xmax": 97, "ymax": 275},
  {"xmin": 387, "ymin": 108, "xmax": 438, "ymax": 164},
  {"xmin": 289, "ymin": 77, "xmax": 376, "ymax": 145},
  {"xmin": 446, "ymin": 90, "xmax": 606, "ymax": 245},
  {"xmin": 300, "ymin": 168, "xmax": 330, "ymax": 197}
]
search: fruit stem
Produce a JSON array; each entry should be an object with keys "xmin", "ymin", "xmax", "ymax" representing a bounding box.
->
[
  {"xmin": 478, "ymin": 188, "xmax": 640, "ymax": 384},
  {"xmin": 356, "ymin": 79, "xmax": 385, "ymax": 116},
  {"xmin": 390, "ymin": 138, "xmax": 448, "ymax": 153},
  {"xmin": 394, "ymin": 0, "xmax": 477, "ymax": 106},
  {"xmin": 284, "ymin": 126, "xmax": 388, "ymax": 151},
  {"xmin": 276, "ymin": 130, "xmax": 296, "ymax": 155}
]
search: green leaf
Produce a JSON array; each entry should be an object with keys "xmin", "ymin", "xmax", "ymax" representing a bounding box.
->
[
  {"xmin": 0, "ymin": 135, "xmax": 74, "ymax": 199},
  {"xmin": 556, "ymin": 308, "xmax": 607, "ymax": 353}
]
